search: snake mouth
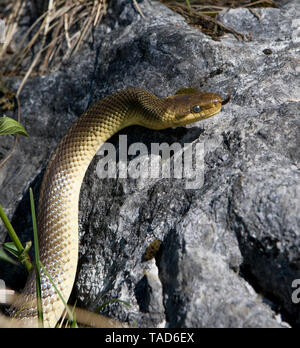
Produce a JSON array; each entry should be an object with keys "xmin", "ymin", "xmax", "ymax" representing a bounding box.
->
[
  {"xmin": 222, "ymin": 92, "xmax": 231, "ymax": 105},
  {"xmin": 204, "ymin": 104, "xmax": 222, "ymax": 118}
]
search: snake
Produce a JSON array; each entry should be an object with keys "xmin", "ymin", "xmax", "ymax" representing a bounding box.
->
[{"xmin": 11, "ymin": 87, "xmax": 230, "ymax": 327}]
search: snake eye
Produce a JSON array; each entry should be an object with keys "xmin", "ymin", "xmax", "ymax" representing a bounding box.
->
[{"xmin": 192, "ymin": 105, "xmax": 201, "ymax": 113}]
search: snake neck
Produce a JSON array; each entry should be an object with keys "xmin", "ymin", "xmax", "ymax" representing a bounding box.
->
[{"xmin": 40, "ymin": 88, "xmax": 167, "ymax": 192}]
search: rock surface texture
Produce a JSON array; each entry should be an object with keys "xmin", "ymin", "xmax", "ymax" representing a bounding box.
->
[{"xmin": 0, "ymin": 0, "xmax": 299, "ymax": 327}]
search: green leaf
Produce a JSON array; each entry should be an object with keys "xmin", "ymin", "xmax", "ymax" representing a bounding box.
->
[
  {"xmin": 0, "ymin": 116, "xmax": 29, "ymax": 136},
  {"xmin": 0, "ymin": 247, "xmax": 17, "ymax": 265},
  {"xmin": 3, "ymin": 242, "xmax": 19, "ymax": 258}
]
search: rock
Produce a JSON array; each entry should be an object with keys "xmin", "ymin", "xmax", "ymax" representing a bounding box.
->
[{"xmin": 0, "ymin": 0, "xmax": 299, "ymax": 327}]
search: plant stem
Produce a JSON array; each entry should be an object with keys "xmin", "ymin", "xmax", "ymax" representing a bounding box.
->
[{"xmin": 0, "ymin": 203, "xmax": 32, "ymax": 272}]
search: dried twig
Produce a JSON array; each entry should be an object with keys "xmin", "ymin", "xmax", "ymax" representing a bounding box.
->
[
  {"xmin": 0, "ymin": 0, "xmax": 24, "ymax": 58},
  {"xmin": 160, "ymin": 0, "xmax": 276, "ymax": 39},
  {"xmin": 133, "ymin": 0, "xmax": 145, "ymax": 19}
]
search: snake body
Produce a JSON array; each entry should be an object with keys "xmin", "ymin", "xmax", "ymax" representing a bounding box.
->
[{"xmin": 12, "ymin": 88, "xmax": 228, "ymax": 327}]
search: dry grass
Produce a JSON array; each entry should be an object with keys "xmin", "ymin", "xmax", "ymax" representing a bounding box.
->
[
  {"xmin": 0, "ymin": 0, "xmax": 108, "ymax": 97},
  {"xmin": 0, "ymin": 0, "xmax": 109, "ymax": 167},
  {"xmin": 0, "ymin": 0, "xmax": 277, "ymax": 96},
  {"xmin": 160, "ymin": 0, "xmax": 276, "ymax": 39},
  {"xmin": 0, "ymin": 288, "xmax": 129, "ymax": 328}
]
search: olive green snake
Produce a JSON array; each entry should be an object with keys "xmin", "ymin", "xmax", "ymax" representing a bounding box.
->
[{"xmin": 11, "ymin": 87, "xmax": 230, "ymax": 327}]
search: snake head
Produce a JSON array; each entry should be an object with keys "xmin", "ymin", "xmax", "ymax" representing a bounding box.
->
[
  {"xmin": 164, "ymin": 90, "xmax": 225, "ymax": 127},
  {"xmin": 128, "ymin": 88, "xmax": 230, "ymax": 130}
]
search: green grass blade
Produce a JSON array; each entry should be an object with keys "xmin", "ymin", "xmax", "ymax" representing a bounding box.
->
[
  {"xmin": 95, "ymin": 298, "xmax": 131, "ymax": 314},
  {"xmin": 29, "ymin": 188, "xmax": 43, "ymax": 326},
  {"xmin": 70, "ymin": 302, "xmax": 78, "ymax": 328},
  {"xmin": 39, "ymin": 262, "xmax": 75, "ymax": 324}
]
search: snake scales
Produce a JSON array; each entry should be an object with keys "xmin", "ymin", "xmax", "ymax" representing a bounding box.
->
[{"xmin": 11, "ymin": 88, "xmax": 229, "ymax": 327}]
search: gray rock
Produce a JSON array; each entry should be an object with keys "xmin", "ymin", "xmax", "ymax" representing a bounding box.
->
[{"xmin": 0, "ymin": 0, "xmax": 299, "ymax": 327}]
